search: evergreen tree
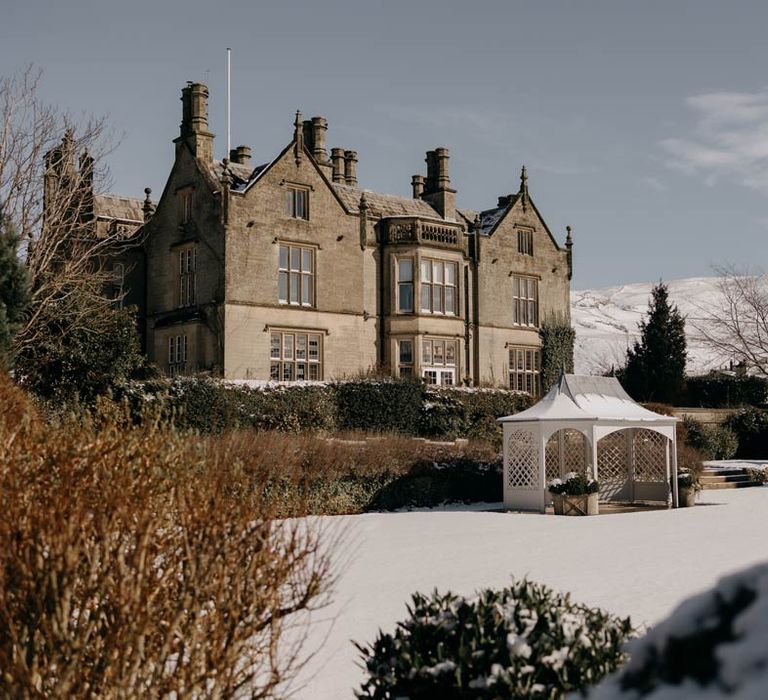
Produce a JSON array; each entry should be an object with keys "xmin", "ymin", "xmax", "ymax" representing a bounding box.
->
[
  {"xmin": 0, "ymin": 214, "xmax": 30, "ymax": 369},
  {"xmin": 621, "ymin": 282, "xmax": 687, "ymax": 404}
]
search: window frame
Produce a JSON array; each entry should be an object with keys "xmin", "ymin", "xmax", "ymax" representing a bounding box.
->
[
  {"xmin": 168, "ymin": 333, "xmax": 188, "ymax": 376},
  {"xmin": 511, "ymin": 275, "xmax": 539, "ymax": 328},
  {"xmin": 517, "ymin": 228, "xmax": 534, "ymax": 256},
  {"xmin": 419, "ymin": 258, "xmax": 458, "ymax": 316},
  {"xmin": 396, "ymin": 257, "xmax": 415, "ymax": 314},
  {"xmin": 178, "ymin": 188, "xmax": 193, "ymax": 224},
  {"xmin": 178, "ymin": 246, "xmax": 197, "ymax": 308},
  {"xmin": 397, "ymin": 338, "xmax": 414, "ymax": 377},
  {"xmin": 269, "ymin": 330, "xmax": 323, "ymax": 382},
  {"xmin": 421, "ymin": 336, "xmax": 458, "ymax": 385},
  {"xmin": 278, "ymin": 243, "xmax": 315, "ymax": 307},
  {"xmin": 508, "ymin": 345, "xmax": 541, "ymax": 397},
  {"xmin": 285, "ymin": 186, "xmax": 310, "ymax": 220}
]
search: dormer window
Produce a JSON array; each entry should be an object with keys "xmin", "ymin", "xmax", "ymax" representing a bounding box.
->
[{"xmin": 285, "ymin": 186, "xmax": 309, "ymax": 220}]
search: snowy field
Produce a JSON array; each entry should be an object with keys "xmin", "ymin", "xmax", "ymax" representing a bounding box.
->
[
  {"xmin": 572, "ymin": 276, "xmax": 723, "ymax": 375},
  {"xmin": 296, "ymin": 485, "xmax": 768, "ymax": 699}
]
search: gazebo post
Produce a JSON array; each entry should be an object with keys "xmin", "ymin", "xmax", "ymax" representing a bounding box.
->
[
  {"xmin": 671, "ymin": 429, "xmax": 679, "ymax": 508},
  {"xmin": 537, "ymin": 424, "xmax": 547, "ymax": 513},
  {"xmin": 590, "ymin": 424, "xmax": 599, "ymax": 482}
]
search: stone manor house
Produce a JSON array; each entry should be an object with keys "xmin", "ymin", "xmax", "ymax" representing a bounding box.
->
[{"xmin": 70, "ymin": 82, "xmax": 575, "ymax": 392}]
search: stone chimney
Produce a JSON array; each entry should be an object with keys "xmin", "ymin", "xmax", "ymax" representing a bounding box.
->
[
  {"xmin": 177, "ymin": 82, "xmax": 214, "ymax": 162},
  {"xmin": 229, "ymin": 145, "xmax": 251, "ymax": 166},
  {"xmin": 344, "ymin": 150, "xmax": 358, "ymax": 187},
  {"xmin": 412, "ymin": 174, "xmax": 425, "ymax": 199},
  {"xmin": 310, "ymin": 117, "xmax": 328, "ymax": 163},
  {"xmin": 331, "ymin": 147, "xmax": 346, "ymax": 183},
  {"xmin": 420, "ymin": 146, "xmax": 456, "ymax": 220}
]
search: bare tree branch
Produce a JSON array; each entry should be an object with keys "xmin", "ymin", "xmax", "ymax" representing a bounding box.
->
[
  {"xmin": 691, "ymin": 264, "xmax": 768, "ymax": 378},
  {"xmin": 0, "ymin": 66, "xmax": 128, "ymax": 360}
]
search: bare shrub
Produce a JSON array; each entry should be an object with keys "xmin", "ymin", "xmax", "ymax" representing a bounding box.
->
[
  {"xmin": 204, "ymin": 429, "xmax": 499, "ymax": 515},
  {"xmin": 0, "ymin": 377, "xmax": 334, "ymax": 698}
]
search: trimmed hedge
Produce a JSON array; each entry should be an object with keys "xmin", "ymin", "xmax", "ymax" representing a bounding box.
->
[
  {"xmin": 681, "ymin": 416, "xmax": 738, "ymax": 460},
  {"xmin": 685, "ymin": 374, "xmax": 768, "ymax": 408},
  {"xmin": 115, "ymin": 377, "xmax": 530, "ymax": 443}
]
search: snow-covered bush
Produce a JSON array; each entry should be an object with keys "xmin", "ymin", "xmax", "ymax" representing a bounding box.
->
[
  {"xmin": 549, "ymin": 472, "xmax": 599, "ymax": 496},
  {"xmin": 355, "ymin": 580, "xmax": 633, "ymax": 699},
  {"xmin": 582, "ymin": 562, "xmax": 768, "ymax": 699}
]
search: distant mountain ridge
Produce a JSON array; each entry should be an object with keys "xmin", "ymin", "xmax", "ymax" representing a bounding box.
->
[{"xmin": 571, "ymin": 277, "xmax": 723, "ymax": 376}]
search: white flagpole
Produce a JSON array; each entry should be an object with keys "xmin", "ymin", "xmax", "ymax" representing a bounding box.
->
[{"xmin": 227, "ymin": 47, "xmax": 231, "ymax": 156}]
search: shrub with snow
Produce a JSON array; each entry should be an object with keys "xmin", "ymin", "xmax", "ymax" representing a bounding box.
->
[
  {"xmin": 581, "ymin": 562, "xmax": 768, "ymax": 699},
  {"xmin": 355, "ymin": 580, "xmax": 633, "ymax": 699},
  {"xmin": 549, "ymin": 472, "xmax": 599, "ymax": 496}
]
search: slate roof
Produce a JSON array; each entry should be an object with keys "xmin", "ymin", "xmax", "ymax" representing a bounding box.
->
[
  {"xmin": 208, "ymin": 160, "xmax": 271, "ymax": 192},
  {"xmin": 94, "ymin": 194, "xmax": 144, "ymax": 223},
  {"xmin": 333, "ymin": 184, "xmax": 441, "ymax": 218}
]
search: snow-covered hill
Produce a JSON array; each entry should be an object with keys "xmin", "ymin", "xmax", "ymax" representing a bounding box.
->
[{"xmin": 571, "ymin": 277, "xmax": 724, "ymax": 376}]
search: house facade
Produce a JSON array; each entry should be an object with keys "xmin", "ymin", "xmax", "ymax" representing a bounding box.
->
[{"xmin": 119, "ymin": 82, "xmax": 574, "ymax": 392}]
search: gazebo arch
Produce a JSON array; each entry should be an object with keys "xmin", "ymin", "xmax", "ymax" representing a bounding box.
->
[{"xmin": 499, "ymin": 374, "xmax": 679, "ymax": 513}]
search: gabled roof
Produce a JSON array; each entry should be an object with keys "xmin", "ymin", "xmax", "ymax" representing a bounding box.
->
[
  {"xmin": 333, "ymin": 183, "xmax": 441, "ymax": 218},
  {"xmin": 499, "ymin": 374, "xmax": 678, "ymax": 424}
]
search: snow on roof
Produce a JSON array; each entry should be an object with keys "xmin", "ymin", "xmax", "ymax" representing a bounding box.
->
[{"xmin": 498, "ymin": 374, "xmax": 677, "ymax": 424}]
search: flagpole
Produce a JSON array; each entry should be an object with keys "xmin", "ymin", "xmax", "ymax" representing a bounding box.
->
[{"xmin": 227, "ymin": 47, "xmax": 231, "ymax": 156}]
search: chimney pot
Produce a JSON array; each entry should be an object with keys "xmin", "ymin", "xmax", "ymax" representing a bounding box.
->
[
  {"xmin": 310, "ymin": 116, "xmax": 328, "ymax": 163},
  {"xmin": 412, "ymin": 174, "xmax": 425, "ymax": 199},
  {"xmin": 331, "ymin": 147, "xmax": 346, "ymax": 183},
  {"xmin": 344, "ymin": 149, "xmax": 358, "ymax": 187}
]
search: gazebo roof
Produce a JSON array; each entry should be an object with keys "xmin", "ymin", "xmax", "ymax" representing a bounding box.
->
[{"xmin": 498, "ymin": 374, "xmax": 678, "ymax": 424}]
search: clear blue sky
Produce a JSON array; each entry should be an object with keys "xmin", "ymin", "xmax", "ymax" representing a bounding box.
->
[{"xmin": 4, "ymin": 0, "xmax": 768, "ymax": 288}]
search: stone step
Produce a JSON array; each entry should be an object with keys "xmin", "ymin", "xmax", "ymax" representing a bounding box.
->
[
  {"xmin": 701, "ymin": 474, "xmax": 751, "ymax": 484},
  {"xmin": 701, "ymin": 480, "xmax": 761, "ymax": 490},
  {"xmin": 702, "ymin": 468, "xmax": 747, "ymax": 478}
]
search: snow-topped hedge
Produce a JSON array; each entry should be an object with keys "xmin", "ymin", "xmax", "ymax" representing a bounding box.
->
[
  {"xmin": 582, "ymin": 562, "xmax": 768, "ymax": 699},
  {"xmin": 114, "ymin": 377, "xmax": 531, "ymax": 443},
  {"xmin": 355, "ymin": 580, "xmax": 633, "ymax": 699}
]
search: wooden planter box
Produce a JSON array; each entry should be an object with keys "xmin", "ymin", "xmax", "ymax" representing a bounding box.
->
[{"xmin": 552, "ymin": 492, "xmax": 599, "ymax": 516}]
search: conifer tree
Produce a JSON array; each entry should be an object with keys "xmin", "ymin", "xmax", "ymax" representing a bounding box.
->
[
  {"xmin": 621, "ymin": 282, "xmax": 686, "ymax": 404},
  {"xmin": 0, "ymin": 214, "xmax": 29, "ymax": 369}
]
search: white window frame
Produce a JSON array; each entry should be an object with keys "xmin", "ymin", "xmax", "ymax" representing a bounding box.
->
[
  {"xmin": 517, "ymin": 228, "xmax": 534, "ymax": 256},
  {"xmin": 178, "ymin": 189, "xmax": 192, "ymax": 223},
  {"xmin": 512, "ymin": 275, "xmax": 539, "ymax": 327},
  {"xmin": 270, "ymin": 330, "xmax": 323, "ymax": 381},
  {"xmin": 278, "ymin": 244, "xmax": 315, "ymax": 307},
  {"xmin": 421, "ymin": 337, "xmax": 458, "ymax": 385},
  {"xmin": 396, "ymin": 258, "xmax": 414, "ymax": 314},
  {"xmin": 285, "ymin": 186, "xmax": 309, "ymax": 220},
  {"xmin": 398, "ymin": 338, "xmax": 414, "ymax": 377},
  {"xmin": 420, "ymin": 258, "xmax": 458, "ymax": 316},
  {"xmin": 508, "ymin": 346, "xmax": 541, "ymax": 397}
]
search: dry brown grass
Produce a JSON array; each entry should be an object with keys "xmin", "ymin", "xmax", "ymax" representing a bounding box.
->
[
  {"xmin": 204, "ymin": 430, "xmax": 499, "ymax": 515},
  {"xmin": 0, "ymin": 376, "xmax": 335, "ymax": 698}
]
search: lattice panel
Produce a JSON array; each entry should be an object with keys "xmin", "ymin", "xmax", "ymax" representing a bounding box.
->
[
  {"xmin": 545, "ymin": 436, "xmax": 560, "ymax": 483},
  {"xmin": 634, "ymin": 430, "xmax": 667, "ymax": 482},
  {"xmin": 506, "ymin": 430, "xmax": 538, "ymax": 490},
  {"xmin": 545, "ymin": 429, "xmax": 588, "ymax": 483},
  {"xmin": 598, "ymin": 431, "xmax": 629, "ymax": 500}
]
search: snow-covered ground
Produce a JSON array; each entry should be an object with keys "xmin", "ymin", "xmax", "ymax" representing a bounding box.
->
[
  {"xmin": 296, "ymin": 486, "xmax": 768, "ymax": 699},
  {"xmin": 572, "ymin": 276, "xmax": 723, "ymax": 375}
]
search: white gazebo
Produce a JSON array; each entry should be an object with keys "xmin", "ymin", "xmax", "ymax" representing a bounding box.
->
[{"xmin": 498, "ymin": 374, "xmax": 679, "ymax": 512}]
